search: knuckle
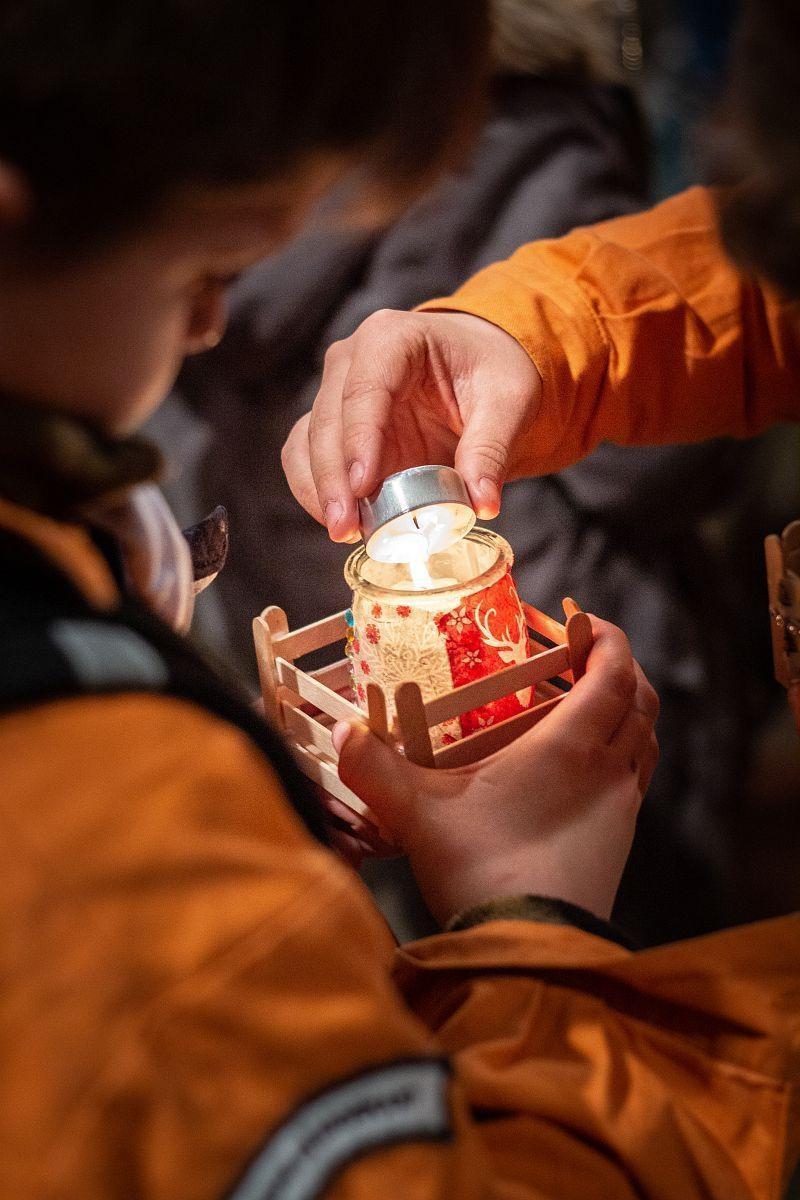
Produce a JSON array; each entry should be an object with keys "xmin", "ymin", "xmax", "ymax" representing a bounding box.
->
[
  {"xmin": 607, "ymin": 663, "xmax": 637, "ymax": 704},
  {"xmin": 345, "ymin": 411, "xmax": 387, "ymax": 447},
  {"xmin": 361, "ymin": 307, "xmax": 400, "ymax": 333},
  {"xmin": 644, "ymin": 682, "xmax": 660, "ymax": 721},
  {"xmin": 355, "ymin": 308, "xmax": 420, "ymax": 358},
  {"xmin": 280, "ymin": 417, "xmax": 305, "ymax": 466},
  {"xmin": 472, "ymin": 437, "xmax": 508, "ymax": 473},
  {"xmin": 323, "ymin": 339, "xmax": 346, "ymax": 369},
  {"xmin": 560, "ymin": 736, "xmax": 599, "ymax": 778},
  {"xmin": 307, "ymin": 404, "xmax": 340, "ymax": 439}
]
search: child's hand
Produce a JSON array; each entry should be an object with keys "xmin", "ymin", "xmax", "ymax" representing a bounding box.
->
[
  {"xmin": 330, "ymin": 617, "xmax": 658, "ymax": 925},
  {"xmin": 317, "ymin": 792, "xmax": 398, "ymax": 870}
]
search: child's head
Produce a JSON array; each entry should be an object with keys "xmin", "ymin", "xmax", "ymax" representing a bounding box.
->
[{"xmin": 0, "ymin": 1, "xmax": 488, "ymax": 430}]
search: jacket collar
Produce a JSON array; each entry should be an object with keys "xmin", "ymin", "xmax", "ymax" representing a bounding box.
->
[
  {"xmin": 0, "ymin": 495, "xmax": 119, "ymax": 611},
  {"xmin": 0, "ymin": 397, "xmax": 162, "ymax": 520}
]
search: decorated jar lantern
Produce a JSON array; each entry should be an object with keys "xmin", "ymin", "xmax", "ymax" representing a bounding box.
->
[{"xmin": 344, "ymin": 467, "xmax": 534, "ymax": 748}]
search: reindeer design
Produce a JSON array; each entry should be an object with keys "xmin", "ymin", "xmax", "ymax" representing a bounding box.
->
[{"xmin": 473, "ymin": 601, "xmax": 532, "ymax": 708}]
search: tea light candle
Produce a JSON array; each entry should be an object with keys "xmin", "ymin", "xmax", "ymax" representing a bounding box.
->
[{"xmin": 358, "ymin": 465, "xmax": 476, "ymax": 564}]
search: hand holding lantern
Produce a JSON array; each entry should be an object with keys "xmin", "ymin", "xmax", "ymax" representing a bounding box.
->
[
  {"xmin": 255, "ymin": 467, "xmax": 601, "ymax": 827},
  {"xmin": 256, "ymin": 462, "xmax": 651, "ymax": 899},
  {"xmin": 331, "ymin": 615, "xmax": 659, "ymax": 923}
]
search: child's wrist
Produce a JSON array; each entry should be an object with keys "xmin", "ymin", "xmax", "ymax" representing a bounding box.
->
[{"xmin": 412, "ymin": 845, "xmax": 618, "ymax": 927}]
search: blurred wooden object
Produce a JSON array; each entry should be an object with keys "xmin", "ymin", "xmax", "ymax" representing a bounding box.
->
[
  {"xmin": 253, "ymin": 597, "xmax": 594, "ymax": 812},
  {"xmin": 765, "ymin": 520, "xmax": 800, "ymax": 734}
]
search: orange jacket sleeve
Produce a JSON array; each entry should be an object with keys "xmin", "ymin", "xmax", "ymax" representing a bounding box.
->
[
  {"xmin": 3, "ymin": 691, "xmax": 800, "ymax": 1200},
  {"xmin": 422, "ymin": 186, "xmax": 800, "ymax": 475}
]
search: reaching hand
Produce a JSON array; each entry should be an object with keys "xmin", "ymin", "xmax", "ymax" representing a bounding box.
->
[
  {"xmin": 326, "ymin": 617, "xmax": 658, "ymax": 925},
  {"xmin": 281, "ymin": 310, "xmax": 542, "ymax": 541}
]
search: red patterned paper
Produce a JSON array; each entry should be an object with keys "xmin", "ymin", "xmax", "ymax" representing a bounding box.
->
[{"xmin": 435, "ymin": 569, "xmax": 533, "ymax": 737}]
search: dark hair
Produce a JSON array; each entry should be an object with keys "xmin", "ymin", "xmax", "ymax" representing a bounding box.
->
[
  {"xmin": 0, "ymin": 1, "xmax": 489, "ymax": 252},
  {"xmin": 712, "ymin": 0, "xmax": 800, "ymax": 298}
]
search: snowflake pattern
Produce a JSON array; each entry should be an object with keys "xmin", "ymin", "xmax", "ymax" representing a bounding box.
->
[
  {"xmin": 445, "ymin": 606, "xmax": 473, "ymax": 635},
  {"xmin": 396, "ymin": 605, "xmax": 411, "ymax": 618},
  {"xmin": 371, "ymin": 603, "xmax": 382, "ymax": 618},
  {"xmin": 365, "ymin": 624, "xmax": 380, "ymax": 645}
]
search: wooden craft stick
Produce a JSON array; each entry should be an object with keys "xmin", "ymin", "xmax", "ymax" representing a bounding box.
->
[
  {"xmin": 276, "ymin": 658, "xmax": 364, "ymax": 724},
  {"xmin": 433, "ymin": 694, "xmax": 564, "ymax": 768},
  {"xmin": 424, "ymin": 643, "xmax": 570, "ymax": 728},
  {"xmin": 521, "ymin": 602, "xmax": 567, "ymax": 645},
  {"xmin": 395, "ymin": 681, "xmax": 435, "ymax": 767},
  {"xmin": 281, "ymin": 701, "xmax": 336, "ymax": 760},
  {"xmin": 562, "ymin": 596, "xmax": 581, "ymax": 619},
  {"xmin": 566, "ymin": 610, "xmax": 593, "ymax": 682},
  {"xmin": 252, "ymin": 606, "xmax": 289, "ymax": 727},
  {"xmin": 292, "ymin": 741, "xmax": 370, "ymax": 816},
  {"xmin": 536, "ymin": 679, "xmax": 565, "ymax": 701},
  {"xmin": 311, "ymin": 658, "xmax": 352, "ymax": 694},
  {"xmin": 272, "ymin": 610, "xmax": 350, "ymax": 663},
  {"xmin": 366, "ymin": 683, "xmax": 392, "ymax": 745}
]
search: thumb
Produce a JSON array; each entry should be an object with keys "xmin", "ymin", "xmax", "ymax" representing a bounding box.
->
[
  {"xmin": 332, "ymin": 721, "xmax": 423, "ymax": 837},
  {"xmin": 453, "ymin": 331, "xmax": 541, "ymax": 518},
  {"xmin": 454, "ymin": 411, "xmax": 507, "ymax": 520}
]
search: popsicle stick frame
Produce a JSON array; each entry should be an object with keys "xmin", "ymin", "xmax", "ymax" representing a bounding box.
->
[{"xmin": 253, "ymin": 597, "xmax": 593, "ymax": 814}]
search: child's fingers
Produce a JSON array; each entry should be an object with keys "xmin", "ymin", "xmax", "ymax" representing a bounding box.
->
[
  {"xmin": 318, "ymin": 791, "xmax": 398, "ymax": 855},
  {"xmin": 547, "ymin": 616, "xmax": 638, "ymax": 744},
  {"xmin": 639, "ymin": 731, "xmax": 660, "ymax": 795},
  {"xmin": 610, "ymin": 707, "xmax": 659, "ymax": 797},
  {"xmin": 325, "ymin": 826, "xmax": 370, "ymax": 869},
  {"xmin": 333, "ymin": 720, "xmax": 429, "ymax": 837}
]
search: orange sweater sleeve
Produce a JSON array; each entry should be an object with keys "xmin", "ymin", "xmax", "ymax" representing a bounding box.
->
[{"xmin": 422, "ymin": 186, "xmax": 800, "ymax": 475}]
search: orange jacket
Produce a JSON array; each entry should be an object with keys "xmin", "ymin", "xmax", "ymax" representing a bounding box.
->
[
  {"xmin": 2, "ymin": 490, "xmax": 800, "ymax": 1200},
  {"xmin": 423, "ymin": 185, "xmax": 800, "ymax": 473}
]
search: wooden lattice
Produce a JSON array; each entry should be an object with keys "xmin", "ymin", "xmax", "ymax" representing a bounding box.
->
[{"xmin": 253, "ymin": 596, "xmax": 593, "ymax": 815}]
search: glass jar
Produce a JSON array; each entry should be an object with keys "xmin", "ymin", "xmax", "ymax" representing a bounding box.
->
[{"xmin": 344, "ymin": 528, "xmax": 533, "ymax": 748}]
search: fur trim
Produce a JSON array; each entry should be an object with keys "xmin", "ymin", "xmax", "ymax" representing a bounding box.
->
[{"xmin": 492, "ymin": 0, "xmax": 632, "ymax": 84}]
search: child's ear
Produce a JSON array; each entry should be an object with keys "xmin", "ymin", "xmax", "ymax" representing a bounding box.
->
[{"xmin": 0, "ymin": 159, "xmax": 30, "ymax": 227}]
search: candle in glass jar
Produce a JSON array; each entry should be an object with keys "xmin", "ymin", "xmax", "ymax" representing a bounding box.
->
[{"xmin": 344, "ymin": 529, "xmax": 534, "ymax": 748}]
